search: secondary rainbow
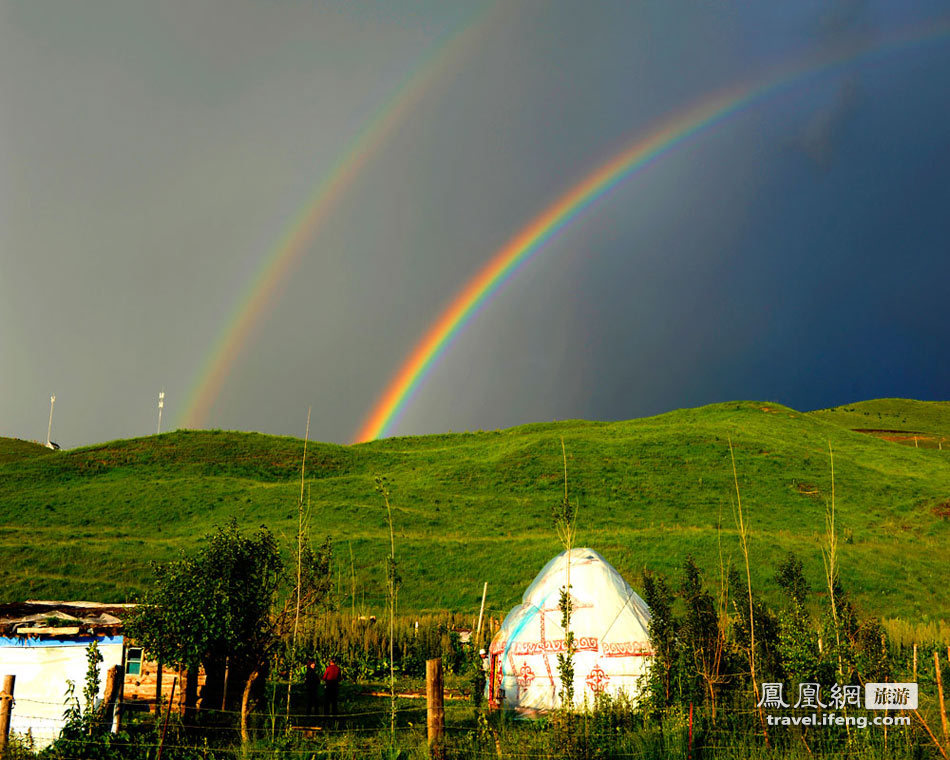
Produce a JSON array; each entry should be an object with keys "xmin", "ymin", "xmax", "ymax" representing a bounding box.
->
[
  {"xmin": 179, "ymin": 3, "xmax": 505, "ymax": 429},
  {"xmin": 354, "ymin": 21, "xmax": 950, "ymax": 443}
]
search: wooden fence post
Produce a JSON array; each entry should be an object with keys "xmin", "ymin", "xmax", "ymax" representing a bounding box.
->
[
  {"xmin": 101, "ymin": 665, "xmax": 123, "ymax": 732},
  {"xmin": 426, "ymin": 658, "xmax": 444, "ymax": 759},
  {"xmin": 156, "ymin": 676, "xmax": 177, "ymax": 760},
  {"xmin": 688, "ymin": 702, "xmax": 693, "ymax": 760},
  {"xmin": 0, "ymin": 675, "xmax": 15, "ymax": 759},
  {"xmin": 936, "ymin": 652, "xmax": 949, "ymax": 751},
  {"xmin": 221, "ymin": 657, "xmax": 229, "ymax": 712}
]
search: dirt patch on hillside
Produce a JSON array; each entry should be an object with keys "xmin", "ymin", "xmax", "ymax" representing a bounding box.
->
[
  {"xmin": 852, "ymin": 429, "xmax": 946, "ymax": 449},
  {"xmin": 932, "ymin": 501, "xmax": 950, "ymax": 520}
]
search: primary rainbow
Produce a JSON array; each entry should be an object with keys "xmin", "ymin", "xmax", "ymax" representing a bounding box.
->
[
  {"xmin": 354, "ymin": 21, "xmax": 950, "ymax": 443},
  {"xmin": 179, "ymin": 3, "xmax": 504, "ymax": 429}
]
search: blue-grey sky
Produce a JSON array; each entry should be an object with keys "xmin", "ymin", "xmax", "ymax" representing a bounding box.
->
[{"xmin": 2, "ymin": 0, "xmax": 948, "ymax": 446}]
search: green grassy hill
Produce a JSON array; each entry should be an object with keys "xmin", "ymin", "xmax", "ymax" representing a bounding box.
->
[
  {"xmin": 1, "ymin": 400, "xmax": 947, "ymax": 622},
  {"xmin": 0, "ymin": 437, "xmax": 54, "ymax": 464},
  {"xmin": 808, "ymin": 398, "xmax": 950, "ymax": 448}
]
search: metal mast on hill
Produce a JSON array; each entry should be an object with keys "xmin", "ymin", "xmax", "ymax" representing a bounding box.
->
[{"xmin": 46, "ymin": 394, "xmax": 56, "ymax": 449}]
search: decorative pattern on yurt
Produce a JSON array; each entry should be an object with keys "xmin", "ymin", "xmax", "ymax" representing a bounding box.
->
[{"xmin": 488, "ymin": 548, "xmax": 653, "ymax": 713}]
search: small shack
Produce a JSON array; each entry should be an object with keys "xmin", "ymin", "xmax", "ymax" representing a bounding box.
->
[
  {"xmin": 0, "ymin": 601, "xmax": 127, "ymax": 748},
  {"xmin": 488, "ymin": 548, "xmax": 653, "ymax": 714},
  {"xmin": 0, "ymin": 601, "xmax": 203, "ymax": 748}
]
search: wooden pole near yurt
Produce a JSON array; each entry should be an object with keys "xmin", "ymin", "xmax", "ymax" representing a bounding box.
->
[
  {"xmin": 476, "ymin": 582, "xmax": 488, "ymax": 645},
  {"xmin": 426, "ymin": 658, "xmax": 445, "ymax": 758},
  {"xmin": 0, "ymin": 675, "xmax": 15, "ymax": 758}
]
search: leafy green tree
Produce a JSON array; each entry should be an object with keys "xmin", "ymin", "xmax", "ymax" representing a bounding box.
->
[
  {"xmin": 129, "ymin": 520, "xmax": 332, "ymax": 737},
  {"xmin": 820, "ymin": 576, "xmax": 860, "ymax": 684},
  {"xmin": 774, "ymin": 553, "xmax": 826, "ymax": 684},
  {"xmin": 853, "ymin": 617, "xmax": 889, "ymax": 683},
  {"xmin": 128, "ymin": 521, "xmax": 283, "ymax": 676},
  {"xmin": 641, "ymin": 571, "xmax": 679, "ymax": 708}
]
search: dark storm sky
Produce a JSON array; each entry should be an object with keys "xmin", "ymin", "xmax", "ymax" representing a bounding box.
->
[{"xmin": 1, "ymin": 0, "xmax": 948, "ymax": 446}]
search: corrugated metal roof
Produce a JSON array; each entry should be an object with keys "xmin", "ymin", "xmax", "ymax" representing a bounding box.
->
[{"xmin": 0, "ymin": 601, "xmax": 135, "ymax": 635}]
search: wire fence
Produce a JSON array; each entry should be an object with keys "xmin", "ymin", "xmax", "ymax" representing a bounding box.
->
[{"xmin": 6, "ymin": 692, "xmax": 944, "ymax": 758}]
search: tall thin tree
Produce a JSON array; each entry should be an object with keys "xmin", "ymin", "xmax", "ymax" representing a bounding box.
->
[
  {"xmin": 552, "ymin": 439, "xmax": 578, "ymax": 710},
  {"xmin": 286, "ymin": 407, "xmax": 311, "ymax": 720},
  {"xmin": 729, "ymin": 439, "xmax": 768, "ymax": 747},
  {"xmin": 376, "ymin": 476, "xmax": 400, "ymax": 745}
]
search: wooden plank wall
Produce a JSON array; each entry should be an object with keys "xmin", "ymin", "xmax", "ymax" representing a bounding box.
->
[{"xmin": 123, "ymin": 658, "xmax": 206, "ymax": 713}]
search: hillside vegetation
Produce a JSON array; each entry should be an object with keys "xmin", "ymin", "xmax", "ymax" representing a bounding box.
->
[
  {"xmin": 1, "ymin": 399, "xmax": 947, "ymax": 621},
  {"xmin": 809, "ymin": 398, "xmax": 950, "ymax": 448},
  {"xmin": 0, "ymin": 437, "xmax": 53, "ymax": 464}
]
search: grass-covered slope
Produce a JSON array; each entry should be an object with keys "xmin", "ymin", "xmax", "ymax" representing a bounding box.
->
[
  {"xmin": 809, "ymin": 398, "xmax": 950, "ymax": 447},
  {"xmin": 1, "ymin": 400, "xmax": 947, "ymax": 621},
  {"xmin": 0, "ymin": 437, "xmax": 54, "ymax": 464}
]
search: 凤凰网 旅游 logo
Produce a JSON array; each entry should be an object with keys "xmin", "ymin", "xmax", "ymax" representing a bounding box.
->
[
  {"xmin": 756, "ymin": 682, "xmax": 917, "ymax": 729},
  {"xmin": 757, "ymin": 682, "xmax": 918, "ymax": 712}
]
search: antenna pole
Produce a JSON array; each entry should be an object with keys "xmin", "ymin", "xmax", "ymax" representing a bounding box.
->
[
  {"xmin": 46, "ymin": 394, "xmax": 56, "ymax": 447},
  {"xmin": 157, "ymin": 390, "xmax": 165, "ymax": 435}
]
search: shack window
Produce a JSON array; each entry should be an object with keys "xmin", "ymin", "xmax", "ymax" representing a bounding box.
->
[{"xmin": 126, "ymin": 647, "xmax": 143, "ymax": 676}]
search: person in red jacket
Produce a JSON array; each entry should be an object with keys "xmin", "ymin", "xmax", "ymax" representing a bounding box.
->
[{"xmin": 322, "ymin": 657, "xmax": 342, "ymax": 716}]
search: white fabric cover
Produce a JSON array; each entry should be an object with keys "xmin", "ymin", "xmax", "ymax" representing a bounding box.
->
[
  {"xmin": 0, "ymin": 635, "xmax": 124, "ymax": 748},
  {"xmin": 489, "ymin": 548, "xmax": 652, "ymax": 713}
]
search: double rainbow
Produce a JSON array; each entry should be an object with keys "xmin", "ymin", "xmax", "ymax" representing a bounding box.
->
[
  {"xmin": 179, "ymin": 3, "xmax": 505, "ymax": 429},
  {"xmin": 354, "ymin": 21, "xmax": 950, "ymax": 442}
]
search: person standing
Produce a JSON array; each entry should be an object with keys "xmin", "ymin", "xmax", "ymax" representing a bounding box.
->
[
  {"xmin": 322, "ymin": 656, "xmax": 342, "ymax": 716},
  {"xmin": 304, "ymin": 659, "xmax": 320, "ymax": 717}
]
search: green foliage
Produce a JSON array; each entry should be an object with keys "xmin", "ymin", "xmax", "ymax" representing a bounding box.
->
[
  {"xmin": 126, "ymin": 520, "xmax": 283, "ymax": 671},
  {"xmin": 554, "ymin": 578, "xmax": 576, "ymax": 710},
  {"xmin": 727, "ymin": 565, "xmax": 782, "ymax": 686},
  {"xmin": 550, "ymin": 487, "xmax": 577, "ymax": 552},
  {"xmin": 774, "ymin": 553, "xmax": 825, "ymax": 684},
  {"xmin": 775, "ymin": 553, "xmax": 808, "ymax": 608},
  {"xmin": 82, "ymin": 641, "xmax": 103, "ymax": 717},
  {"xmin": 680, "ymin": 556, "xmax": 721, "ymax": 702},
  {"xmin": 641, "ymin": 571, "xmax": 678, "ymax": 708},
  {"xmin": 819, "ymin": 577, "xmax": 860, "ymax": 683},
  {"xmin": 375, "ymin": 476, "xmax": 401, "ymax": 601},
  {"xmin": 1, "ymin": 732, "xmax": 36, "ymax": 760},
  {"xmin": 17, "ymin": 619, "xmax": 944, "ymax": 760},
  {"xmin": 852, "ymin": 616, "xmax": 890, "ymax": 683},
  {"xmin": 552, "ymin": 440, "xmax": 579, "ymax": 716},
  {"xmin": 464, "ymin": 639, "xmax": 486, "ymax": 708},
  {"xmin": 302, "ymin": 612, "xmax": 469, "ymax": 683}
]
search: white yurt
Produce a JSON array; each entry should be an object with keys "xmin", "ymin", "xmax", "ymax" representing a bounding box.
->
[{"xmin": 487, "ymin": 548, "xmax": 652, "ymax": 714}]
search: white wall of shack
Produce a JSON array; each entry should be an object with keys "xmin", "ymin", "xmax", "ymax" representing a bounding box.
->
[{"xmin": 0, "ymin": 635, "xmax": 123, "ymax": 749}]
